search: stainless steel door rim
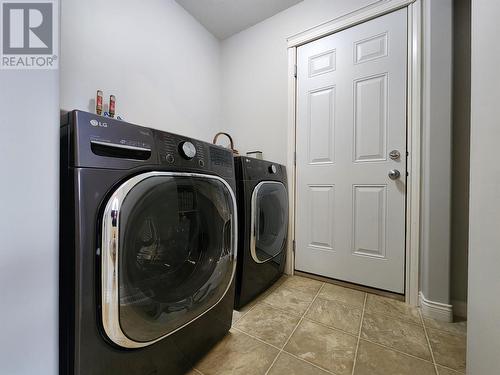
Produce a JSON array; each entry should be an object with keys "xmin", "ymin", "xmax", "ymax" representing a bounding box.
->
[{"xmin": 101, "ymin": 171, "xmax": 237, "ymax": 349}]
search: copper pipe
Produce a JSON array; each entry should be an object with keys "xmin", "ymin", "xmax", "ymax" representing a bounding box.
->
[{"xmin": 212, "ymin": 132, "xmax": 239, "ymax": 155}]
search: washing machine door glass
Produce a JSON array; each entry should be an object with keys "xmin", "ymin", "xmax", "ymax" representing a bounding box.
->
[
  {"xmin": 250, "ymin": 181, "xmax": 288, "ymax": 263},
  {"xmin": 100, "ymin": 172, "xmax": 237, "ymax": 348}
]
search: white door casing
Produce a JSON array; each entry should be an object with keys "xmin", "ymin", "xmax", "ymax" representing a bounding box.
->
[{"xmin": 295, "ymin": 9, "xmax": 408, "ymax": 293}]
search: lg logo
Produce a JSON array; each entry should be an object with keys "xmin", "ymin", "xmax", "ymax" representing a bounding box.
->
[
  {"xmin": 90, "ymin": 119, "xmax": 108, "ymax": 128},
  {"xmin": 1, "ymin": 1, "xmax": 58, "ymax": 69}
]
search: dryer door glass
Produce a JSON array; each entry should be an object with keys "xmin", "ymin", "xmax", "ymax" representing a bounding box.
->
[
  {"xmin": 251, "ymin": 182, "xmax": 288, "ymax": 263},
  {"xmin": 101, "ymin": 173, "xmax": 236, "ymax": 347}
]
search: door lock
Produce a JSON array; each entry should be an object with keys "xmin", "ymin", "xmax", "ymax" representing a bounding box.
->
[
  {"xmin": 389, "ymin": 150, "xmax": 401, "ymax": 160},
  {"xmin": 388, "ymin": 169, "xmax": 401, "ymax": 180}
]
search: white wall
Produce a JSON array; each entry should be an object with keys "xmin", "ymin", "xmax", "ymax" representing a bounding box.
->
[
  {"xmin": 419, "ymin": 0, "xmax": 453, "ymax": 305},
  {"xmin": 467, "ymin": 0, "xmax": 500, "ymax": 372},
  {"xmin": 221, "ymin": 0, "xmax": 377, "ymax": 164},
  {"xmin": 61, "ymin": 0, "xmax": 222, "ymax": 142},
  {"xmin": 0, "ymin": 2, "xmax": 225, "ymax": 374},
  {"xmin": 0, "ymin": 72, "xmax": 59, "ymax": 372}
]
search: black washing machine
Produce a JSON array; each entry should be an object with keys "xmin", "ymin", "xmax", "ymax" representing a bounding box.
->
[
  {"xmin": 60, "ymin": 110, "xmax": 237, "ymax": 375},
  {"xmin": 233, "ymin": 156, "xmax": 288, "ymax": 310}
]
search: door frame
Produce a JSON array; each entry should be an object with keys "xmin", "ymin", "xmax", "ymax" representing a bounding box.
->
[{"xmin": 285, "ymin": 0, "xmax": 421, "ymax": 306}]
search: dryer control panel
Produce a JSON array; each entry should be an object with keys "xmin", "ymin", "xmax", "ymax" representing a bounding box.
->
[{"xmin": 238, "ymin": 156, "xmax": 287, "ymax": 182}]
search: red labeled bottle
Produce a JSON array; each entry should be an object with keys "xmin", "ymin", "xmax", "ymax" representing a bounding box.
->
[
  {"xmin": 96, "ymin": 90, "xmax": 103, "ymax": 115},
  {"xmin": 109, "ymin": 95, "xmax": 116, "ymax": 118}
]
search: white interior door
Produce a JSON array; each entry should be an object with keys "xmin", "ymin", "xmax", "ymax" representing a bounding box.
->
[{"xmin": 295, "ymin": 9, "xmax": 407, "ymax": 293}]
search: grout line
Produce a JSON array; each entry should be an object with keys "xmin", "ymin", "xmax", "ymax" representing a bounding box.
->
[
  {"xmin": 260, "ymin": 294, "xmax": 364, "ymax": 321},
  {"xmin": 351, "ymin": 293, "xmax": 367, "ymax": 375},
  {"xmin": 301, "ymin": 315, "xmax": 359, "ymax": 339},
  {"xmin": 264, "ymin": 282, "xmax": 326, "ymax": 375},
  {"xmin": 362, "ymin": 298, "xmax": 425, "ymax": 327},
  {"xmin": 232, "ymin": 274, "xmax": 289, "ymax": 325},
  {"xmin": 232, "ymin": 297, "xmax": 267, "ymax": 326},
  {"xmin": 369, "ymin": 310, "xmax": 425, "ymax": 327},
  {"xmin": 426, "ymin": 327, "xmax": 467, "ymax": 338},
  {"xmin": 235, "ymin": 318, "xmax": 338, "ymax": 375},
  {"xmin": 278, "ymin": 349, "xmax": 338, "ymax": 375},
  {"xmin": 359, "ymin": 337, "xmax": 436, "ymax": 364},
  {"xmin": 232, "ymin": 326, "xmax": 282, "ymax": 351},
  {"xmin": 233, "ymin": 277, "xmax": 319, "ymax": 330},
  {"xmin": 259, "ymin": 300, "xmax": 305, "ymax": 319},
  {"xmin": 313, "ymin": 293, "xmax": 367, "ymax": 311},
  {"xmin": 419, "ymin": 309, "xmax": 439, "ymax": 375},
  {"xmin": 422, "ymin": 319, "xmax": 468, "ymax": 338},
  {"xmin": 434, "ymin": 364, "xmax": 466, "ymax": 374},
  {"xmin": 233, "ymin": 278, "xmax": 306, "ymax": 326},
  {"xmin": 300, "ymin": 282, "xmax": 326, "ymax": 319}
]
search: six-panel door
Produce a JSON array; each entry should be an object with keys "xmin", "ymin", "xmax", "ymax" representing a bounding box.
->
[{"xmin": 295, "ymin": 9, "xmax": 408, "ymax": 293}]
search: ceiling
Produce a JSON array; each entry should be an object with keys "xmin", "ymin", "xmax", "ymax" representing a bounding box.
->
[{"xmin": 176, "ymin": 0, "xmax": 303, "ymax": 40}]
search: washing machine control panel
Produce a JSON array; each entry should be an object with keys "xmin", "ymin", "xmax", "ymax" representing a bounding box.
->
[
  {"xmin": 155, "ymin": 131, "xmax": 233, "ymax": 177},
  {"xmin": 65, "ymin": 110, "xmax": 235, "ymax": 178},
  {"xmin": 68, "ymin": 110, "xmax": 159, "ymax": 169},
  {"xmin": 157, "ymin": 132, "xmax": 206, "ymax": 167}
]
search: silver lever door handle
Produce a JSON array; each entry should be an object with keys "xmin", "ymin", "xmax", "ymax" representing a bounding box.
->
[{"xmin": 388, "ymin": 169, "xmax": 401, "ymax": 180}]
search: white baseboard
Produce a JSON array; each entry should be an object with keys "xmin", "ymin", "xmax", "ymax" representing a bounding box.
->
[
  {"xmin": 451, "ymin": 299, "xmax": 468, "ymax": 318},
  {"xmin": 419, "ymin": 292, "xmax": 453, "ymax": 322}
]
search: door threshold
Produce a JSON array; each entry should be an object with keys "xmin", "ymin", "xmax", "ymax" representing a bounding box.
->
[{"xmin": 294, "ymin": 270, "xmax": 405, "ymax": 302}]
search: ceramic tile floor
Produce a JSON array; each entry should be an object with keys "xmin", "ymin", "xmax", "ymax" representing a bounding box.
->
[{"xmin": 190, "ymin": 275, "xmax": 467, "ymax": 375}]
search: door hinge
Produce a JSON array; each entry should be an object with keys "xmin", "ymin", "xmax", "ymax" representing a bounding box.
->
[
  {"xmin": 294, "ymin": 151, "xmax": 297, "ymax": 166},
  {"xmin": 292, "ymin": 240, "xmax": 296, "ymax": 253},
  {"xmin": 293, "ymin": 64, "xmax": 297, "ymax": 78}
]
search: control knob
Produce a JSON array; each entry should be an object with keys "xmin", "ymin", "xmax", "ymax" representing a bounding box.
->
[{"xmin": 179, "ymin": 141, "xmax": 197, "ymax": 160}]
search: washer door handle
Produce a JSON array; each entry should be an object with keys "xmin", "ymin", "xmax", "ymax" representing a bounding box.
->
[{"xmin": 222, "ymin": 218, "xmax": 233, "ymax": 257}]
